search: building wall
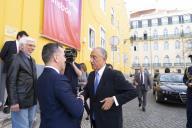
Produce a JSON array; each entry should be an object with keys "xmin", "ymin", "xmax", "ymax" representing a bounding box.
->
[
  {"xmin": 0, "ymin": 0, "xmax": 130, "ymax": 73},
  {"xmin": 130, "ymin": 10, "xmax": 192, "ymax": 74}
]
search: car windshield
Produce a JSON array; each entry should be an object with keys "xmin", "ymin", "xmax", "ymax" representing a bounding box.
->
[{"xmin": 160, "ymin": 74, "xmax": 183, "ymax": 83}]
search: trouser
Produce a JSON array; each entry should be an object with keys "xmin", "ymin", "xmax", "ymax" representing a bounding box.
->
[
  {"xmin": 84, "ymin": 101, "xmax": 90, "ymax": 115},
  {"xmin": 138, "ymin": 88, "xmax": 147, "ymax": 108},
  {"xmin": 11, "ymin": 105, "xmax": 37, "ymax": 128},
  {"xmin": 0, "ymin": 73, "xmax": 6, "ymax": 105},
  {"xmin": 91, "ymin": 119, "xmax": 96, "ymax": 128},
  {"xmin": 187, "ymin": 88, "xmax": 192, "ymax": 128}
]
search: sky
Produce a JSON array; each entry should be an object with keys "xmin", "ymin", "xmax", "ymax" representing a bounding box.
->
[{"xmin": 125, "ymin": 0, "xmax": 192, "ymax": 12}]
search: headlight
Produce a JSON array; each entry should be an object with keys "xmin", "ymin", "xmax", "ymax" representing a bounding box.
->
[{"xmin": 161, "ymin": 90, "xmax": 166, "ymax": 94}]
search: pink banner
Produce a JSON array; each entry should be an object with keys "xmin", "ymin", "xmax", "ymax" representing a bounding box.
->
[{"xmin": 43, "ymin": 0, "xmax": 82, "ymax": 49}]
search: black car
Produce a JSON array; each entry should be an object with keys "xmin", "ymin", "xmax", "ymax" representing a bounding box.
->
[{"xmin": 153, "ymin": 73, "xmax": 187, "ymax": 104}]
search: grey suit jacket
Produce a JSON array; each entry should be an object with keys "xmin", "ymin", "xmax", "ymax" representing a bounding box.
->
[{"xmin": 134, "ymin": 72, "xmax": 152, "ymax": 91}]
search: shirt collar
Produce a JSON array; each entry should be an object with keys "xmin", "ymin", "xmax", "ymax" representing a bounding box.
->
[
  {"xmin": 96, "ymin": 64, "xmax": 106, "ymax": 77},
  {"xmin": 45, "ymin": 66, "xmax": 60, "ymax": 74}
]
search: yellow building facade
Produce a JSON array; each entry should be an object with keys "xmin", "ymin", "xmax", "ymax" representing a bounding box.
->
[{"xmin": 0, "ymin": 0, "xmax": 131, "ymax": 73}]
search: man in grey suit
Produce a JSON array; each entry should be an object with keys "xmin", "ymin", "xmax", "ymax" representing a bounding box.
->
[{"xmin": 134, "ymin": 66, "xmax": 152, "ymax": 112}]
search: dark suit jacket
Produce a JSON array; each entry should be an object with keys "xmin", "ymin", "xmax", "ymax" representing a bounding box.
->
[
  {"xmin": 83, "ymin": 67, "xmax": 137, "ymax": 128},
  {"xmin": 134, "ymin": 72, "xmax": 152, "ymax": 91},
  {"xmin": 7, "ymin": 51, "xmax": 37, "ymax": 108},
  {"xmin": 0, "ymin": 40, "xmax": 17, "ymax": 73},
  {"xmin": 37, "ymin": 68, "xmax": 84, "ymax": 128}
]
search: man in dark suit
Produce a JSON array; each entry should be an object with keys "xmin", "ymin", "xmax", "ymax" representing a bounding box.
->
[
  {"xmin": 7, "ymin": 36, "xmax": 37, "ymax": 128},
  {"xmin": 82, "ymin": 47, "xmax": 137, "ymax": 128},
  {"xmin": 37, "ymin": 43, "xmax": 84, "ymax": 128},
  {"xmin": 134, "ymin": 66, "xmax": 152, "ymax": 112},
  {"xmin": 183, "ymin": 55, "xmax": 192, "ymax": 128},
  {"xmin": 0, "ymin": 31, "xmax": 28, "ymax": 111}
]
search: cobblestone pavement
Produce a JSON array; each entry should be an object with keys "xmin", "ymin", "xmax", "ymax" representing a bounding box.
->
[{"xmin": 0, "ymin": 91, "xmax": 186, "ymax": 128}]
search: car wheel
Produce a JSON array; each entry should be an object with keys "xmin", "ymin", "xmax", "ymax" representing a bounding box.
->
[{"xmin": 155, "ymin": 91, "xmax": 160, "ymax": 102}]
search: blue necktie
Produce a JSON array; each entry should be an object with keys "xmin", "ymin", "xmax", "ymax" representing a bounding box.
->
[{"xmin": 94, "ymin": 72, "xmax": 99, "ymax": 94}]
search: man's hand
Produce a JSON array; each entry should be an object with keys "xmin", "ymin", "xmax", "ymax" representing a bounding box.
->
[
  {"xmin": 10, "ymin": 104, "xmax": 20, "ymax": 112},
  {"xmin": 188, "ymin": 83, "xmax": 192, "ymax": 87},
  {"xmin": 78, "ymin": 95, "xmax": 84, "ymax": 104},
  {"xmin": 100, "ymin": 97, "xmax": 114, "ymax": 111}
]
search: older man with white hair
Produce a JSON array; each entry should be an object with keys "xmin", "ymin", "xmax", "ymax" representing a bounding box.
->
[{"xmin": 7, "ymin": 36, "xmax": 37, "ymax": 128}]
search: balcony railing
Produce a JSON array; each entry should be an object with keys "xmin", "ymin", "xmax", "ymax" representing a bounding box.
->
[
  {"xmin": 163, "ymin": 63, "xmax": 172, "ymax": 67},
  {"xmin": 130, "ymin": 33, "xmax": 192, "ymax": 42},
  {"xmin": 186, "ymin": 63, "xmax": 192, "ymax": 66},
  {"xmin": 132, "ymin": 63, "xmax": 140, "ymax": 67},
  {"xmin": 153, "ymin": 63, "xmax": 161, "ymax": 67},
  {"xmin": 174, "ymin": 63, "xmax": 184, "ymax": 67},
  {"xmin": 142, "ymin": 63, "xmax": 150, "ymax": 67}
]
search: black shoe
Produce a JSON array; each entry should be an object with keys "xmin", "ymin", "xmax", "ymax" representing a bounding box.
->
[
  {"xmin": 3, "ymin": 106, "xmax": 10, "ymax": 114},
  {"xmin": 142, "ymin": 107, "xmax": 145, "ymax": 112},
  {"xmin": 139, "ymin": 103, "xmax": 141, "ymax": 107}
]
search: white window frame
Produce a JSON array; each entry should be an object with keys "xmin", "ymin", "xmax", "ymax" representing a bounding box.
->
[
  {"xmin": 152, "ymin": 18, "xmax": 158, "ymax": 26},
  {"xmin": 142, "ymin": 20, "xmax": 148, "ymax": 27},
  {"xmin": 100, "ymin": 0, "xmax": 106, "ymax": 12},
  {"xmin": 100, "ymin": 27, "xmax": 106, "ymax": 49},
  {"xmin": 172, "ymin": 16, "xmax": 179, "ymax": 24},
  {"xmin": 184, "ymin": 14, "xmax": 191, "ymax": 23},
  {"xmin": 88, "ymin": 27, "xmax": 95, "ymax": 49},
  {"xmin": 162, "ymin": 17, "xmax": 168, "ymax": 25},
  {"xmin": 175, "ymin": 40, "xmax": 180, "ymax": 49}
]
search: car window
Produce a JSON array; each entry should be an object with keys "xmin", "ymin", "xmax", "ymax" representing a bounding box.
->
[{"xmin": 160, "ymin": 74, "xmax": 183, "ymax": 83}]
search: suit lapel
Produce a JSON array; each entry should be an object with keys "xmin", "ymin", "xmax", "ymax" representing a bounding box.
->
[
  {"xmin": 19, "ymin": 52, "xmax": 33, "ymax": 74},
  {"xmin": 95, "ymin": 68, "xmax": 107, "ymax": 96}
]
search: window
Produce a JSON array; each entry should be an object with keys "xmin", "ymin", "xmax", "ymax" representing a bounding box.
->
[
  {"xmin": 134, "ymin": 56, "xmax": 139, "ymax": 64},
  {"xmin": 100, "ymin": 0, "xmax": 106, "ymax": 12},
  {"xmin": 111, "ymin": 8, "xmax": 115, "ymax": 25},
  {"xmin": 163, "ymin": 28, "xmax": 168, "ymax": 38},
  {"xmin": 144, "ymin": 56, "xmax": 149, "ymax": 64},
  {"xmin": 185, "ymin": 26, "xmax": 191, "ymax": 34},
  {"xmin": 132, "ymin": 21, "xmax": 138, "ymax": 28},
  {"xmin": 164, "ymin": 41, "xmax": 169, "ymax": 50},
  {"xmin": 153, "ymin": 29, "xmax": 158, "ymax": 39},
  {"xmin": 164, "ymin": 55, "xmax": 170, "ymax": 63},
  {"xmin": 142, "ymin": 20, "xmax": 148, "ymax": 27},
  {"xmin": 187, "ymin": 40, "xmax": 192, "ymax": 49},
  {"xmin": 172, "ymin": 16, "xmax": 179, "ymax": 24},
  {"xmin": 176, "ymin": 55, "xmax": 181, "ymax": 63},
  {"xmin": 152, "ymin": 18, "xmax": 158, "ymax": 26},
  {"xmin": 174, "ymin": 27, "xmax": 180, "ymax": 36},
  {"xmin": 154, "ymin": 41, "xmax": 159, "ymax": 50},
  {"xmin": 143, "ymin": 42, "xmax": 148, "ymax": 51},
  {"xmin": 133, "ymin": 31, "xmax": 138, "ymax": 40},
  {"xmin": 175, "ymin": 40, "xmax": 180, "ymax": 49},
  {"xmin": 134, "ymin": 43, "xmax": 139, "ymax": 51},
  {"xmin": 143, "ymin": 31, "xmax": 148, "ymax": 40},
  {"xmin": 154, "ymin": 56, "xmax": 159, "ymax": 63},
  {"xmin": 89, "ymin": 28, "xmax": 95, "ymax": 48},
  {"xmin": 183, "ymin": 14, "xmax": 191, "ymax": 23},
  {"xmin": 162, "ymin": 17, "xmax": 168, "ymax": 25},
  {"xmin": 100, "ymin": 27, "xmax": 106, "ymax": 48}
]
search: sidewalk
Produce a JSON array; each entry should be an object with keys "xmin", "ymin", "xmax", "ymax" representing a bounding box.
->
[{"xmin": 0, "ymin": 111, "xmax": 90, "ymax": 128}]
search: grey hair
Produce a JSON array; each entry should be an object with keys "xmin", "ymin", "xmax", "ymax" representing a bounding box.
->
[
  {"xmin": 19, "ymin": 36, "xmax": 35, "ymax": 46},
  {"xmin": 95, "ymin": 47, "xmax": 107, "ymax": 59}
]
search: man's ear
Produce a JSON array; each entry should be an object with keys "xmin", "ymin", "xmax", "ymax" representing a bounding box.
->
[{"xmin": 53, "ymin": 54, "xmax": 59, "ymax": 63}]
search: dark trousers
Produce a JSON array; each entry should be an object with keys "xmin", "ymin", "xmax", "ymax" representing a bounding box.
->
[
  {"xmin": 91, "ymin": 119, "xmax": 96, "ymax": 128},
  {"xmin": 137, "ymin": 86, "xmax": 147, "ymax": 108},
  {"xmin": 187, "ymin": 89, "xmax": 192, "ymax": 128},
  {"xmin": 84, "ymin": 101, "xmax": 90, "ymax": 115}
]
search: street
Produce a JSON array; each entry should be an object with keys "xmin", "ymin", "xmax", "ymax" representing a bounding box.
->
[{"xmin": 0, "ymin": 91, "xmax": 186, "ymax": 128}]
